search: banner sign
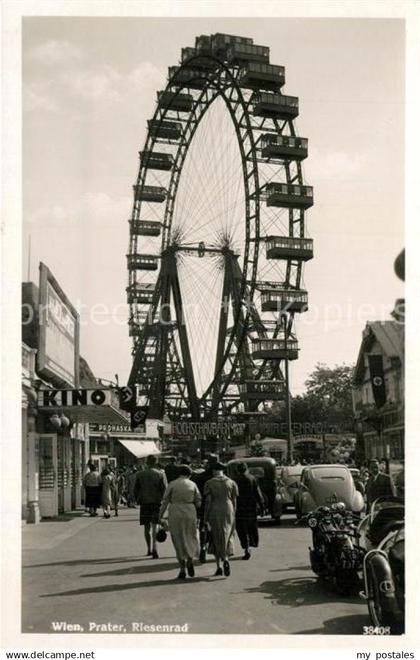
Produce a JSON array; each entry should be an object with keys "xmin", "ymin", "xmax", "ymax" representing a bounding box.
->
[
  {"xmin": 89, "ymin": 423, "xmax": 132, "ymax": 433},
  {"xmin": 131, "ymin": 406, "xmax": 149, "ymax": 431},
  {"xmin": 368, "ymin": 354, "xmax": 387, "ymax": 409},
  {"xmin": 118, "ymin": 386, "xmax": 138, "ymax": 412},
  {"xmin": 37, "ymin": 262, "xmax": 80, "ymax": 387},
  {"xmin": 171, "ymin": 421, "xmax": 246, "ymax": 437},
  {"xmin": 38, "ymin": 388, "xmax": 119, "ymax": 408}
]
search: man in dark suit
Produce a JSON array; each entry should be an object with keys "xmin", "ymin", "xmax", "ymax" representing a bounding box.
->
[
  {"xmin": 164, "ymin": 456, "xmax": 179, "ymax": 483},
  {"xmin": 233, "ymin": 462, "xmax": 265, "ymax": 560},
  {"xmin": 134, "ymin": 455, "xmax": 167, "ymax": 558},
  {"xmin": 365, "ymin": 459, "xmax": 396, "ymax": 511}
]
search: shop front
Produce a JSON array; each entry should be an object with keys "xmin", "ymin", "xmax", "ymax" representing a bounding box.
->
[
  {"xmin": 37, "ymin": 387, "xmax": 131, "ymax": 515},
  {"xmin": 89, "ymin": 422, "xmax": 160, "ymax": 468}
]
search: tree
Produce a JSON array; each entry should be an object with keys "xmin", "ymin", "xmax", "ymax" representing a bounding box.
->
[
  {"xmin": 291, "ymin": 363, "xmax": 355, "ymax": 430},
  {"xmin": 305, "ymin": 363, "xmax": 354, "ymax": 408}
]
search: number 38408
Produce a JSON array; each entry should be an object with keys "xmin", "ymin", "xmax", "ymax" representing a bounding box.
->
[{"xmin": 363, "ymin": 626, "xmax": 391, "ymax": 635}]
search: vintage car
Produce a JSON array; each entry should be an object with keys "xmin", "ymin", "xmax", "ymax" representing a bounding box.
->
[
  {"xmin": 276, "ymin": 465, "xmax": 303, "ymax": 513},
  {"xmin": 294, "ymin": 464, "xmax": 365, "ymax": 519},
  {"xmin": 227, "ymin": 457, "xmax": 283, "ymax": 521}
]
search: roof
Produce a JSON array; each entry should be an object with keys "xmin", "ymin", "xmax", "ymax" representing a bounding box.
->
[
  {"xmin": 353, "ymin": 320, "xmax": 404, "ymax": 384},
  {"xmin": 79, "ymin": 356, "xmax": 98, "ymax": 387}
]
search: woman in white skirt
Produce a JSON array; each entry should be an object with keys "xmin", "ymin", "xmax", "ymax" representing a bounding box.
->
[{"xmin": 159, "ymin": 464, "xmax": 202, "ymax": 579}]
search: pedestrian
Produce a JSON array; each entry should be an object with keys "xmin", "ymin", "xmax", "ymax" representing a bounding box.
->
[
  {"xmin": 101, "ymin": 467, "xmax": 116, "ymax": 519},
  {"xmin": 395, "ymin": 463, "xmax": 404, "ymax": 499},
  {"xmin": 204, "ymin": 461, "xmax": 238, "ymax": 577},
  {"xmin": 233, "ymin": 462, "xmax": 264, "ymax": 560},
  {"xmin": 353, "ymin": 471, "xmax": 366, "ymax": 498},
  {"xmin": 164, "ymin": 456, "xmax": 179, "ymax": 483},
  {"xmin": 134, "ymin": 455, "xmax": 168, "ymax": 558},
  {"xmin": 159, "ymin": 464, "xmax": 202, "ymax": 579},
  {"xmin": 191, "ymin": 454, "xmax": 219, "ymax": 562},
  {"xmin": 83, "ymin": 463, "xmax": 101, "ymax": 516},
  {"xmin": 365, "ymin": 459, "xmax": 396, "ymax": 511},
  {"xmin": 127, "ymin": 466, "xmax": 138, "ymax": 507},
  {"xmin": 110, "ymin": 469, "xmax": 123, "ymax": 516},
  {"xmin": 117, "ymin": 469, "xmax": 127, "ymax": 507}
]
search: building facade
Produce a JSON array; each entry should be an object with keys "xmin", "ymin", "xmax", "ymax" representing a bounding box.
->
[
  {"xmin": 22, "ymin": 264, "xmax": 91, "ymax": 522},
  {"xmin": 352, "ymin": 320, "xmax": 404, "ymax": 474}
]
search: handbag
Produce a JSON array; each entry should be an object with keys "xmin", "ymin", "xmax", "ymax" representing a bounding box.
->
[
  {"xmin": 156, "ymin": 526, "xmax": 167, "ymax": 543},
  {"xmin": 156, "ymin": 518, "xmax": 169, "ymax": 543}
]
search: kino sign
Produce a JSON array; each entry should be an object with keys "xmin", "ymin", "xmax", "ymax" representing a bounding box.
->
[{"xmin": 38, "ymin": 388, "xmax": 116, "ymax": 407}]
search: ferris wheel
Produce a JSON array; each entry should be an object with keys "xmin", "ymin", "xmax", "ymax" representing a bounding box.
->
[{"xmin": 126, "ymin": 33, "xmax": 314, "ymax": 422}]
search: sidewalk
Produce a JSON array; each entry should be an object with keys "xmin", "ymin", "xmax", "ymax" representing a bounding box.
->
[{"xmin": 23, "ymin": 510, "xmax": 100, "ymax": 551}]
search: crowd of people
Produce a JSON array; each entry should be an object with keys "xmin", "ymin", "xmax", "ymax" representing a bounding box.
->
[
  {"xmin": 82, "ymin": 454, "xmax": 264, "ymax": 580},
  {"xmin": 82, "ymin": 453, "xmax": 403, "ymax": 580}
]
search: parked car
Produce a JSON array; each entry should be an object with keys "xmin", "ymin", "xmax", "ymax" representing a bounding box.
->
[
  {"xmin": 277, "ymin": 465, "xmax": 303, "ymax": 513},
  {"xmin": 294, "ymin": 464, "xmax": 365, "ymax": 519},
  {"xmin": 227, "ymin": 457, "xmax": 282, "ymax": 521}
]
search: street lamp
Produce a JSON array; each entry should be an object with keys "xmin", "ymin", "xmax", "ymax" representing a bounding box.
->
[
  {"xmin": 282, "ymin": 314, "xmax": 293, "ymax": 463},
  {"xmin": 49, "ymin": 413, "xmax": 61, "ymax": 430},
  {"xmin": 60, "ymin": 414, "xmax": 70, "ymax": 428}
]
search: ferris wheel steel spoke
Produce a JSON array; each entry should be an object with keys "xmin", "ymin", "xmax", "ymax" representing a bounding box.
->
[{"xmin": 184, "ymin": 109, "xmax": 239, "ymax": 236}]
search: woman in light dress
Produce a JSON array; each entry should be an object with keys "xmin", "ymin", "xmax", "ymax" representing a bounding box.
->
[
  {"xmin": 101, "ymin": 467, "xmax": 116, "ymax": 519},
  {"xmin": 204, "ymin": 462, "xmax": 238, "ymax": 577},
  {"xmin": 159, "ymin": 464, "xmax": 202, "ymax": 579}
]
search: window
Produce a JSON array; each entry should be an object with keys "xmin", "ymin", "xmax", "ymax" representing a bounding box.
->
[
  {"xmin": 311, "ymin": 467, "xmax": 347, "ymax": 480},
  {"xmin": 248, "ymin": 467, "xmax": 265, "ymax": 479}
]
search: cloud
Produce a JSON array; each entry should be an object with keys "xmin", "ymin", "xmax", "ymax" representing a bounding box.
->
[
  {"xmin": 24, "ymin": 58, "xmax": 165, "ymax": 115},
  {"xmin": 307, "ymin": 148, "xmax": 368, "ymax": 181},
  {"xmin": 28, "ymin": 40, "xmax": 84, "ymax": 65},
  {"xmin": 23, "ymin": 83, "xmax": 58, "ymax": 113},
  {"xmin": 61, "ymin": 65, "xmax": 122, "ymax": 103},
  {"xmin": 26, "ymin": 193, "xmax": 131, "ymax": 229},
  {"xmin": 127, "ymin": 62, "xmax": 166, "ymax": 92}
]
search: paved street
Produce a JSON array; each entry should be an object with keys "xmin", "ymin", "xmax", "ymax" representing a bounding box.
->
[{"xmin": 22, "ymin": 507, "xmax": 370, "ymax": 635}]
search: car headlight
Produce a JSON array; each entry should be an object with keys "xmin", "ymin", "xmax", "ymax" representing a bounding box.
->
[{"xmin": 308, "ymin": 517, "xmax": 318, "ymax": 528}]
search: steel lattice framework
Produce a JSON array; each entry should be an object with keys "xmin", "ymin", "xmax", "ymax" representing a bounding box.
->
[{"xmin": 126, "ymin": 33, "xmax": 314, "ymax": 422}]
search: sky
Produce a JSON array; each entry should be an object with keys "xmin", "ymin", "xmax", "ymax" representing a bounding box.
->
[{"xmin": 22, "ymin": 16, "xmax": 405, "ymax": 394}]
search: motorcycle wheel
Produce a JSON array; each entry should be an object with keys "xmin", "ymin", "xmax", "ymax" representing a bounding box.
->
[
  {"xmin": 309, "ymin": 549, "xmax": 325, "ymax": 577},
  {"xmin": 367, "ymin": 566, "xmax": 385, "ymax": 626},
  {"xmin": 366, "ymin": 567, "xmax": 403, "ymax": 632}
]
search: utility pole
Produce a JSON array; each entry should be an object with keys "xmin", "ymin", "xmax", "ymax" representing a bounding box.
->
[{"xmin": 283, "ymin": 314, "xmax": 293, "ymax": 463}]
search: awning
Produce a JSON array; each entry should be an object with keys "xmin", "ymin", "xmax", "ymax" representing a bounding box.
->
[
  {"xmin": 44, "ymin": 406, "xmax": 130, "ymax": 424},
  {"xmin": 118, "ymin": 439, "xmax": 161, "ymax": 459}
]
